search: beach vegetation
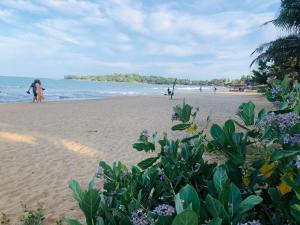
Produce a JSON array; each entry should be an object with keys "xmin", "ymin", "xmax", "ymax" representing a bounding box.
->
[
  {"xmin": 65, "ymin": 76, "xmax": 300, "ymax": 225},
  {"xmin": 64, "ymin": 74, "xmax": 246, "ymax": 86},
  {"xmin": 251, "ymin": 0, "xmax": 300, "ymax": 83}
]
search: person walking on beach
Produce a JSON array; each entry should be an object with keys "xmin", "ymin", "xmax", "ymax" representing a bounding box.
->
[
  {"xmin": 35, "ymin": 80, "xmax": 44, "ymax": 103},
  {"xmin": 27, "ymin": 79, "xmax": 38, "ymax": 103}
]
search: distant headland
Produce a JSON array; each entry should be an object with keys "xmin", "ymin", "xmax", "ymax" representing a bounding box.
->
[{"xmin": 64, "ymin": 74, "xmax": 248, "ymax": 86}]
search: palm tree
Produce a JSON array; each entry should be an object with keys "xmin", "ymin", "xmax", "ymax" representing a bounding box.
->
[{"xmin": 251, "ymin": 0, "xmax": 300, "ymax": 74}]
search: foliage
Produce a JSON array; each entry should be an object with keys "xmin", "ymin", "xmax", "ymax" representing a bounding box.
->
[
  {"xmin": 252, "ymin": 0, "xmax": 300, "ymax": 81},
  {"xmin": 0, "ymin": 213, "xmax": 10, "ymax": 225},
  {"xmin": 64, "ymin": 74, "xmax": 246, "ymax": 86},
  {"xmin": 65, "ymin": 78, "xmax": 300, "ymax": 225},
  {"xmin": 20, "ymin": 205, "xmax": 45, "ymax": 225}
]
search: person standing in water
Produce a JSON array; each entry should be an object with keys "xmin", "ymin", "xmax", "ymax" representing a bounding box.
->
[
  {"xmin": 27, "ymin": 79, "xmax": 38, "ymax": 103},
  {"xmin": 35, "ymin": 80, "xmax": 44, "ymax": 103}
]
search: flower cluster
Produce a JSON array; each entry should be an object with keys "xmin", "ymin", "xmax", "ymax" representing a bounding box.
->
[
  {"xmin": 266, "ymin": 76, "xmax": 276, "ymax": 84},
  {"xmin": 238, "ymin": 220, "xmax": 262, "ymax": 225},
  {"xmin": 95, "ymin": 167, "xmax": 104, "ymax": 178},
  {"xmin": 153, "ymin": 204, "xmax": 175, "ymax": 216},
  {"xmin": 271, "ymin": 85, "xmax": 283, "ymax": 99},
  {"xmin": 157, "ymin": 168, "xmax": 166, "ymax": 181},
  {"xmin": 131, "ymin": 209, "xmax": 148, "ymax": 225},
  {"xmin": 296, "ymin": 155, "xmax": 300, "ymax": 169},
  {"xmin": 171, "ymin": 112, "xmax": 179, "ymax": 121},
  {"xmin": 283, "ymin": 133, "xmax": 300, "ymax": 145},
  {"xmin": 259, "ymin": 112, "xmax": 300, "ymax": 145},
  {"xmin": 139, "ymin": 129, "xmax": 149, "ymax": 141}
]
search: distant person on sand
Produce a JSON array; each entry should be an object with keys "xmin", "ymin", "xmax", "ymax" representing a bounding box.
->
[
  {"xmin": 167, "ymin": 87, "xmax": 171, "ymax": 95},
  {"xmin": 214, "ymin": 86, "xmax": 217, "ymax": 93},
  {"xmin": 199, "ymin": 86, "xmax": 202, "ymax": 92},
  {"xmin": 35, "ymin": 80, "xmax": 44, "ymax": 103}
]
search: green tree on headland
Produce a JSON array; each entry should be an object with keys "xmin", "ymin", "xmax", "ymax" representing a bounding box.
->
[{"xmin": 251, "ymin": 0, "xmax": 300, "ymax": 82}]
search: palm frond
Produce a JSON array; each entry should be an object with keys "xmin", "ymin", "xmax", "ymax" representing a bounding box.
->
[{"xmin": 251, "ymin": 35, "xmax": 300, "ymax": 66}]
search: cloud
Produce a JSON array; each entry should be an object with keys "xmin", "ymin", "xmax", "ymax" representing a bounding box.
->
[
  {"xmin": 0, "ymin": 0, "xmax": 281, "ymax": 79},
  {"xmin": 0, "ymin": 9, "xmax": 16, "ymax": 23},
  {"xmin": 39, "ymin": 0, "xmax": 102, "ymax": 17},
  {"xmin": 0, "ymin": 0, "xmax": 47, "ymax": 13}
]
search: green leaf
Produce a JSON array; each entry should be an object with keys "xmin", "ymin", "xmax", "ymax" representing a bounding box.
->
[
  {"xmin": 237, "ymin": 101, "xmax": 255, "ymax": 126},
  {"xmin": 96, "ymin": 217, "xmax": 105, "ymax": 225},
  {"xmin": 291, "ymin": 204, "xmax": 300, "ymax": 222},
  {"xmin": 208, "ymin": 218, "xmax": 222, "ymax": 225},
  {"xmin": 237, "ymin": 195, "xmax": 262, "ymax": 216},
  {"xmin": 268, "ymin": 188, "xmax": 281, "ymax": 205},
  {"xmin": 270, "ymin": 150, "xmax": 300, "ymax": 161},
  {"xmin": 290, "ymin": 123, "xmax": 300, "ymax": 135},
  {"xmin": 64, "ymin": 218, "xmax": 82, "ymax": 225},
  {"xmin": 205, "ymin": 194, "xmax": 228, "ymax": 219},
  {"xmin": 175, "ymin": 184, "xmax": 200, "ymax": 214},
  {"xmin": 181, "ymin": 103, "xmax": 193, "ymax": 123},
  {"xmin": 223, "ymin": 150, "xmax": 244, "ymax": 166},
  {"xmin": 132, "ymin": 142, "xmax": 155, "ymax": 152},
  {"xmin": 137, "ymin": 157, "xmax": 158, "ymax": 170},
  {"xmin": 171, "ymin": 210, "xmax": 198, "ymax": 225},
  {"xmin": 294, "ymin": 104, "xmax": 300, "ymax": 114},
  {"xmin": 88, "ymin": 179, "xmax": 94, "ymax": 191},
  {"xmin": 213, "ymin": 166, "xmax": 228, "ymax": 194},
  {"xmin": 172, "ymin": 123, "xmax": 192, "ymax": 131},
  {"xmin": 211, "ymin": 124, "xmax": 225, "ymax": 146},
  {"xmin": 229, "ymin": 184, "xmax": 242, "ymax": 216},
  {"xmin": 258, "ymin": 108, "xmax": 266, "ymax": 121},
  {"xmin": 223, "ymin": 120, "xmax": 235, "ymax": 144},
  {"xmin": 69, "ymin": 180, "xmax": 84, "ymax": 203},
  {"xmin": 155, "ymin": 216, "xmax": 173, "ymax": 225},
  {"xmin": 80, "ymin": 189, "xmax": 101, "ymax": 225}
]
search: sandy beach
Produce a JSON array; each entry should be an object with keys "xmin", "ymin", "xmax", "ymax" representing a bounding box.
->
[{"xmin": 0, "ymin": 93, "xmax": 272, "ymax": 224}]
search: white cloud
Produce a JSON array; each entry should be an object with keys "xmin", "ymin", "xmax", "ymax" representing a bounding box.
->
[
  {"xmin": 39, "ymin": 0, "xmax": 102, "ymax": 17},
  {"xmin": 0, "ymin": 0, "xmax": 47, "ymax": 13},
  {"xmin": 0, "ymin": 9, "xmax": 16, "ymax": 23}
]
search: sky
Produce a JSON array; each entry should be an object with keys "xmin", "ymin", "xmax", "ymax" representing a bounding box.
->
[{"xmin": 0, "ymin": 0, "xmax": 281, "ymax": 80}]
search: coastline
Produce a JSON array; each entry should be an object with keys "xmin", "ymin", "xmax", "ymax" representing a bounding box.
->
[{"xmin": 0, "ymin": 93, "xmax": 272, "ymax": 224}]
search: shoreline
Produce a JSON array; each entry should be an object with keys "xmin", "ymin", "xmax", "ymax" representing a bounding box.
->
[{"xmin": 0, "ymin": 91, "xmax": 261, "ymax": 106}]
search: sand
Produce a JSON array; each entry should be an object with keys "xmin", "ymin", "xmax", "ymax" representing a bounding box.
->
[{"xmin": 0, "ymin": 93, "xmax": 272, "ymax": 224}]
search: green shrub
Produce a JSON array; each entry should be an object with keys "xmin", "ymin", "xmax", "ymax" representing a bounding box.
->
[
  {"xmin": 65, "ymin": 78, "xmax": 300, "ymax": 225},
  {"xmin": 20, "ymin": 205, "xmax": 44, "ymax": 225}
]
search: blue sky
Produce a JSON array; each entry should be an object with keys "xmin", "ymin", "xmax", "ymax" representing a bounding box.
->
[{"xmin": 0, "ymin": 0, "xmax": 280, "ymax": 80}]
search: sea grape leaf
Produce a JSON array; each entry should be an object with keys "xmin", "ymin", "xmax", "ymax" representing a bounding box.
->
[
  {"xmin": 171, "ymin": 210, "xmax": 198, "ymax": 225},
  {"xmin": 237, "ymin": 101, "xmax": 255, "ymax": 126},
  {"xmin": 175, "ymin": 184, "xmax": 200, "ymax": 214},
  {"xmin": 69, "ymin": 180, "xmax": 84, "ymax": 203},
  {"xmin": 137, "ymin": 157, "xmax": 158, "ymax": 170}
]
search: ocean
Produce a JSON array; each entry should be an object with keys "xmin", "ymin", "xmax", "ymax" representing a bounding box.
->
[{"xmin": 0, "ymin": 76, "xmax": 225, "ymax": 103}]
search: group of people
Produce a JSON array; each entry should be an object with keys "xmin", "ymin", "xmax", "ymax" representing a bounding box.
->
[{"xmin": 27, "ymin": 79, "xmax": 45, "ymax": 103}]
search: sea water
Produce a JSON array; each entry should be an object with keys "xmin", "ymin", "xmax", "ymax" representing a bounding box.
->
[{"xmin": 0, "ymin": 76, "xmax": 225, "ymax": 103}]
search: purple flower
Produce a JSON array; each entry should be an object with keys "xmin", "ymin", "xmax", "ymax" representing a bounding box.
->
[
  {"xmin": 248, "ymin": 220, "xmax": 262, "ymax": 225},
  {"xmin": 131, "ymin": 209, "xmax": 148, "ymax": 225},
  {"xmin": 153, "ymin": 204, "xmax": 175, "ymax": 216},
  {"xmin": 296, "ymin": 155, "xmax": 300, "ymax": 169},
  {"xmin": 202, "ymin": 220, "xmax": 211, "ymax": 225},
  {"xmin": 238, "ymin": 220, "xmax": 262, "ymax": 225},
  {"xmin": 259, "ymin": 112, "xmax": 300, "ymax": 145},
  {"xmin": 171, "ymin": 112, "xmax": 179, "ymax": 121},
  {"xmin": 157, "ymin": 168, "xmax": 166, "ymax": 181},
  {"xmin": 271, "ymin": 85, "xmax": 283, "ymax": 99},
  {"xmin": 95, "ymin": 167, "xmax": 104, "ymax": 178},
  {"xmin": 267, "ymin": 76, "xmax": 276, "ymax": 84}
]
